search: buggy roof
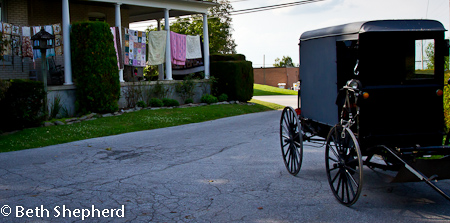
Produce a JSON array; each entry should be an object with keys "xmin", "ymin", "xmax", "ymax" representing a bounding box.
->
[{"xmin": 299, "ymin": 19, "xmax": 446, "ymax": 41}]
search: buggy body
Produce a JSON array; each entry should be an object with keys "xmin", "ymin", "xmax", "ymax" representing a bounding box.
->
[{"xmin": 279, "ymin": 19, "xmax": 450, "ymax": 206}]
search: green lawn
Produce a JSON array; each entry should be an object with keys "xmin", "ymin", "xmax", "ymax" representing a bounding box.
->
[
  {"xmin": 0, "ymin": 99, "xmax": 283, "ymax": 152},
  {"xmin": 253, "ymin": 84, "xmax": 298, "ymax": 96}
]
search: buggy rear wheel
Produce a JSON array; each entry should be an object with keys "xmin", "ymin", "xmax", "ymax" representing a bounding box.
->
[
  {"xmin": 325, "ymin": 125, "xmax": 363, "ymax": 206},
  {"xmin": 280, "ymin": 106, "xmax": 303, "ymax": 176}
]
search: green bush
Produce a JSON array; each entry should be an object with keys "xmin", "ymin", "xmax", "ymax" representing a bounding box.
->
[
  {"xmin": 210, "ymin": 54, "xmax": 253, "ymax": 102},
  {"xmin": 185, "ymin": 98, "xmax": 194, "ymax": 104},
  {"xmin": 136, "ymin": 100, "xmax": 147, "ymax": 108},
  {"xmin": 162, "ymin": 98, "xmax": 180, "ymax": 107},
  {"xmin": 201, "ymin": 94, "xmax": 218, "ymax": 104},
  {"xmin": 211, "ymin": 54, "xmax": 246, "ymax": 62},
  {"xmin": 0, "ymin": 79, "xmax": 11, "ymax": 101},
  {"xmin": 149, "ymin": 98, "xmax": 163, "ymax": 107},
  {"xmin": 218, "ymin": 93, "xmax": 228, "ymax": 102},
  {"xmin": 71, "ymin": 21, "xmax": 120, "ymax": 114},
  {"xmin": 0, "ymin": 79, "xmax": 46, "ymax": 131},
  {"xmin": 175, "ymin": 74, "xmax": 196, "ymax": 102}
]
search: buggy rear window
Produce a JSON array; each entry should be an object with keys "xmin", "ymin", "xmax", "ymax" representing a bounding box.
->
[{"xmin": 408, "ymin": 39, "xmax": 435, "ymax": 80}]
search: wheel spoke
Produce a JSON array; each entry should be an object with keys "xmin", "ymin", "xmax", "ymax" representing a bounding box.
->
[
  {"xmin": 282, "ymin": 124, "xmax": 290, "ymax": 134},
  {"xmin": 330, "ymin": 168, "xmax": 340, "ymax": 184},
  {"xmin": 345, "ymin": 170, "xmax": 357, "ymax": 197},
  {"xmin": 345, "ymin": 168, "xmax": 360, "ymax": 189},
  {"xmin": 328, "ymin": 156, "xmax": 339, "ymax": 163},
  {"xmin": 344, "ymin": 165, "xmax": 357, "ymax": 173}
]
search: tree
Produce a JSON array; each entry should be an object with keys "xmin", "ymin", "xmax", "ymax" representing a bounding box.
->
[
  {"xmin": 424, "ymin": 42, "xmax": 449, "ymax": 70},
  {"xmin": 148, "ymin": 0, "xmax": 236, "ymax": 54},
  {"xmin": 274, "ymin": 56, "xmax": 296, "ymax": 67}
]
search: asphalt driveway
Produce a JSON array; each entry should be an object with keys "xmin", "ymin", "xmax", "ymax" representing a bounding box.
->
[{"xmin": 0, "ymin": 110, "xmax": 449, "ymax": 222}]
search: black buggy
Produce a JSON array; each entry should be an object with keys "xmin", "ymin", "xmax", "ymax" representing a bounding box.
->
[{"xmin": 280, "ymin": 19, "xmax": 450, "ymax": 206}]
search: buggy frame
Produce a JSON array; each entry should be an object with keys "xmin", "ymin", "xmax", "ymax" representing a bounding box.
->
[{"xmin": 279, "ymin": 19, "xmax": 450, "ymax": 206}]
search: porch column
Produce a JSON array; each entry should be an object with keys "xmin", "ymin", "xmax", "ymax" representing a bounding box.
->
[
  {"xmin": 115, "ymin": 3, "xmax": 124, "ymax": 82},
  {"xmin": 157, "ymin": 19, "xmax": 164, "ymax": 80},
  {"xmin": 164, "ymin": 9, "xmax": 173, "ymax": 80},
  {"xmin": 62, "ymin": 0, "xmax": 73, "ymax": 85},
  {"xmin": 203, "ymin": 13, "xmax": 210, "ymax": 79}
]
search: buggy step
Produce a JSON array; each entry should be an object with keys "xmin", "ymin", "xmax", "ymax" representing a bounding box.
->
[{"xmin": 379, "ymin": 145, "xmax": 450, "ymax": 201}]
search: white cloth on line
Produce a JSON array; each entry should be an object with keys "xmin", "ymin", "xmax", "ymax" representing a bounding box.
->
[
  {"xmin": 185, "ymin": 35, "xmax": 202, "ymax": 59},
  {"xmin": 147, "ymin": 30, "xmax": 167, "ymax": 65}
]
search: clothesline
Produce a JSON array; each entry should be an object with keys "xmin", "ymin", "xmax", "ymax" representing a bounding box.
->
[
  {"xmin": 121, "ymin": 27, "xmax": 204, "ymax": 69},
  {"xmin": 0, "ymin": 22, "xmax": 63, "ymax": 60}
]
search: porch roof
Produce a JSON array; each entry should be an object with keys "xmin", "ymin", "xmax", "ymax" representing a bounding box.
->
[{"xmin": 80, "ymin": 0, "xmax": 217, "ymax": 22}]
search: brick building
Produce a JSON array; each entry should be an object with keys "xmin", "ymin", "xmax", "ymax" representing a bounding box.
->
[{"xmin": 254, "ymin": 67, "xmax": 299, "ymax": 89}]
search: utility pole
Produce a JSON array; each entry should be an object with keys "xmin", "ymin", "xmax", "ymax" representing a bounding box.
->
[{"xmin": 263, "ymin": 54, "xmax": 266, "ymax": 85}]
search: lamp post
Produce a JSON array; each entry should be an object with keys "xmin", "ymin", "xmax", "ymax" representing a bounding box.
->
[
  {"xmin": 31, "ymin": 28, "xmax": 55, "ymax": 93},
  {"xmin": 31, "ymin": 28, "xmax": 55, "ymax": 114}
]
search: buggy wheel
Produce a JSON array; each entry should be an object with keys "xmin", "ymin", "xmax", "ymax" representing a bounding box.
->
[
  {"xmin": 280, "ymin": 106, "xmax": 303, "ymax": 176},
  {"xmin": 325, "ymin": 125, "xmax": 363, "ymax": 206}
]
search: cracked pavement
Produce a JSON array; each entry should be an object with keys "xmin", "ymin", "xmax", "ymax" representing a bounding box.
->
[{"xmin": 0, "ymin": 110, "xmax": 450, "ymax": 222}]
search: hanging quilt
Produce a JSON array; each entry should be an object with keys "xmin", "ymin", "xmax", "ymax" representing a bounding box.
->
[
  {"xmin": 21, "ymin": 26, "xmax": 33, "ymax": 58},
  {"xmin": 124, "ymin": 28, "xmax": 146, "ymax": 67}
]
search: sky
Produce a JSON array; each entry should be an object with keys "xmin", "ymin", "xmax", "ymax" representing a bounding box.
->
[{"xmin": 131, "ymin": 0, "xmax": 450, "ymax": 68}]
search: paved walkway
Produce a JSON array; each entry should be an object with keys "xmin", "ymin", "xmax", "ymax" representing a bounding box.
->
[
  {"xmin": 0, "ymin": 110, "xmax": 449, "ymax": 222},
  {"xmin": 253, "ymin": 95, "xmax": 298, "ymax": 108}
]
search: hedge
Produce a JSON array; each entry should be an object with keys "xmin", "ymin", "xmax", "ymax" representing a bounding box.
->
[
  {"xmin": 0, "ymin": 79, "xmax": 46, "ymax": 132},
  {"xmin": 71, "ymin": 21, "xmax": 120, "ymax": 114},
  {"xmin": 210, "ymin": 54, "xmax": 253, "ymax": 102}
]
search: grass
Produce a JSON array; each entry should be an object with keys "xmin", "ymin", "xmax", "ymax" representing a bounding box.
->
[
  {"xmin": 253, "ymin": 84, "xmax": 298, "ymax": 96},
  {"xmin": 0, "ymin": 99, "xmax": 283, "ymax": 152}
]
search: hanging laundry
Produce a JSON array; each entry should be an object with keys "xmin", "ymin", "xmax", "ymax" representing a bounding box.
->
[
  {"xmin": 55, "ymin": 46, "xmax": 63, "ymax": 55},
  {"xmin": 115, "ymin": 27, "xmax": 124, "ymax": 69},
  {"xmin": 186, "ymin": 35, "xmax": 202, "ymax": 59},
  {"xmin": 32, "ymin": 26, "xmax": 41, "ymax": 59},
  {"xmin": 12, "ymin": 25, "xmax": 19, "ymax": 35},
  {"xmin": 53, "ymin": 23, "xmax": 61, "ymax": 35},
  {"xmin": 109, "ymin": 27, "xmax": 124, "ymax": 69},
  {"xmin": 124, "ymin": 28, "xmax": 146, "ymax": 67},
  {"xmin": 170, "ymin": 31, "xmax": 186, "ymax": 66},
  {"xmin": 147, "ymin": 30, "xmax": 166, "ymax": 65},
  {"xmin": 3, "ymin": 23, "xmax": 11, "ymax": 34},
  {"xmin": 22, "ymin": 27, "xmax": 33, "ymax": 58},
  {"xmin": 2, "ymin": 34, "xmax": 11, "ymax": 56},
  {"xmin": 44, "ymin": 25, "xmax": 55, "ymax": 58}
]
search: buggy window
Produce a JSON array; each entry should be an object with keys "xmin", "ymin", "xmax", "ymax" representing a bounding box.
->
[{"xmin": 410, "ymin": 39, "xmax": 435, "ymax": 80}]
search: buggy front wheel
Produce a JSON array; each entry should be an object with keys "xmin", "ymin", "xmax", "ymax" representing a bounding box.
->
[
  {"xmin": 325, "ymin": 125, "xmax": 363, "ymax": 206},
  {"xmin": 280, "ymin": 106, "xmax": 303, "ymax": 176}
]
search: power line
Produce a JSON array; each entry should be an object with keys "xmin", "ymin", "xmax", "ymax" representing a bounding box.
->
[{"xmin": 230, "ymin": 0, "xmax": 326, "ymax": 15}]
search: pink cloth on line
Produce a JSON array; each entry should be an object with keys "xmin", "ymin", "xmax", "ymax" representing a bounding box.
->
[{"xmin": 170, "ymin": 31, "xmax": 186, "ymax": 66}]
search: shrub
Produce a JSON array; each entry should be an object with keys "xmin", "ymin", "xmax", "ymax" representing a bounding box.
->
[
  {"xmin": 210, "ymin": 54, "xmax": 253, "ymax": 102},
  {"xmin": 185, "ymin": 98, "xmax": 194, "ymax": 104},
  {"xmin": 175, "ymin": 74, "xmax": 196, "ymax": 102},
  {"xmin": 201, "ymin": 94, "xmax": 218, "ymax": 104},
  {"xmin": 151, "ymin": 81, "xmax": 171, "ymax": 99},
  {"xmin": 136, "ymin": 100, "xmax": 147, "ymax": 108},
  {"xmin": 162, "ymin": 98, "xmax": 180, "ymax": 107},
  {"xmin": 218, "ymin": 93, "xmax": 228, "ymax": 102},
  {"xmin": 0, "ymin": 79, "xmax": 46, "ymax": 131},
  {"xmin": 0, "ymin": 79, "xmax": 11, "ymax": 101},
  {"xmin": 49, "ymin": 94, "xmax": 68, "ymax": 119},
  {"xmin": 149, "ymin": 98, "xmax": 163, "ymax": 107},
  {"xmin": 71, "ymin": 21, "xmax": 120, "ymax": 114}
]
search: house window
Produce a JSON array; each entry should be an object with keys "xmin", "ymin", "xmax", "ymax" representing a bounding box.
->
[{"xmin": 0, "ymin": 0, "xmax": 6, "ymax": 22}]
